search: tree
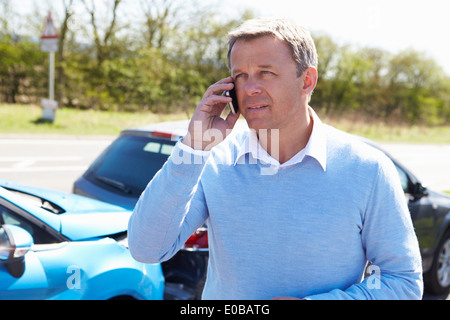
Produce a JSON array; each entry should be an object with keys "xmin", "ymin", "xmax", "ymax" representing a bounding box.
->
[
  {"xmin": 81, "ymin": 0, "xmax": 123, "ymax": 65},
  {"xmin": 140, "ymin": 0, "xmax": 181, "ymax": 49},
  {"xmin": 1, "ymin": 1, "xmax": 449, "ymax": 124},
  {"xmin": 0, "ymin": 36, "xmax": 47, "ymax": 103},
  {"xmin": 55, "ymin": 0, "xmax": 75, "ymax": 104},
  {"xmin": 387, "ymin": 50, "xmax": 447, "ymax": 123}
]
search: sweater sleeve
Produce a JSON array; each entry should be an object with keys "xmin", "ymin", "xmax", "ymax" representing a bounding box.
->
[
  {"xmin": 128, "ymin": 141, "xmax": 210, "ymax": 264},
  {"xmin": 305, "ymin": 154, "xmax": 424, "ymax": 300}
]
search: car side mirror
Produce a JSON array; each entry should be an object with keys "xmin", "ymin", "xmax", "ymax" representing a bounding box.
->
[
  {"xmin": 0, "ymin": 225, "xmax": 34, "ymax": 278},
  {"xmin": 411, "ymin": 182, "xmax": 428, "ymax": 200}
]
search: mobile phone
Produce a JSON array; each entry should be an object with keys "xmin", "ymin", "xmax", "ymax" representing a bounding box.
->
[{"xmin": 226, "ymin": 85, "xmax": 239, "ymax": 114}]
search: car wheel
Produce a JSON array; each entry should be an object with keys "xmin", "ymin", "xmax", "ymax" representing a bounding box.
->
[{"xmin": 424, "ymin": 230, "xmax": 450, "ymax": 295}]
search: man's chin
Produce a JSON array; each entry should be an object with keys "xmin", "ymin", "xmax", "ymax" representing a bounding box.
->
[{"xmin": 243, "ymin": 118, "xmax": 270, "ymax": 132}]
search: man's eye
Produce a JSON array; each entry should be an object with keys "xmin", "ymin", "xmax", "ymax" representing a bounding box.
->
[{"xmin": 234, "ymin": 74, "xmax": 247, "ymax": 82}]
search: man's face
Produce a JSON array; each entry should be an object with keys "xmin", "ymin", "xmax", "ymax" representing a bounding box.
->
[{"xmin": 229, "ymin": 36, "xmax": 306, "ymax": 131}]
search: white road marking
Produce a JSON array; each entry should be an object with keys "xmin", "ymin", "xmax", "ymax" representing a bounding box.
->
[
  {"xmin": 0, "ymin": 156, "xmax": 86, "ymax": 173},
  {"xmin": 0, "ymin": 166, "xmax": 88, "ymax": 173},
  {"xmin": 0, "ymin": 139, "xmax": 111, "ymax": 145},
  {"xmin": 0, "ymin": 156, "xmax": 83, "ymax": 162}
]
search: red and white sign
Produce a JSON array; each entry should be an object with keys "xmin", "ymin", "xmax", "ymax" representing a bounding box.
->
[
  {"xmin": 41, "ymin": 11, "xmax": 59, "ymax": 39},
  {"xmin": 41, "ymin": 12, "xmax": 59, "ymax": 52}
]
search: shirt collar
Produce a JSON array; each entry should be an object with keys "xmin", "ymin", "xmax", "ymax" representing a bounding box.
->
[{"xmin": 234, "ymin": 107, "xmax": 327, "ymax": 171}]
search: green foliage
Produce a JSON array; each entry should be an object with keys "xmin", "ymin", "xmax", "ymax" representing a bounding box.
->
[
  {"xmin": 313, "ymin": 37, "xmax": 450, "ymax": 125},
  {"xmin": 0, "ymin": 103, "xmax": 188, "ymax": 135},
  {"xmin": 0, "ymin": 35, "xmax": 48, "ymax": 103},
  {"xmin": 0, "ymin": 1, "xmax": 449, "ymax": 126}
]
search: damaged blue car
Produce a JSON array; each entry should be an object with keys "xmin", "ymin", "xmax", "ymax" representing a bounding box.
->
[{"xmin": 0, "ymin": 179, "xmax": 164, "ymax": 300}]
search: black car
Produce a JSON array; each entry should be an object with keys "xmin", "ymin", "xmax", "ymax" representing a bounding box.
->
[
  {"xmin": 74, "ymin": 120, "xmax": 450, "ymax": 297},
  {"xmin": 364, "ymin": 138, "xmax": 450, "ymax": 295}
]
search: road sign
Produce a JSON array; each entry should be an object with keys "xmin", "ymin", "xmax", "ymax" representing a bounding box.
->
[
  {"xmin": 41, "ymin": 12, "xmax": 59, "ymax": 52},
  {"xmin": 41, "ymin": 98, "xmax": 58, "ymax": 109},
  {"xmin": 41, "ymin": 38, "xmax": 58, "ymax": 53},
  {"xmin": 41, "ymin": 99, "xmax": 58, "ymax": 122}
]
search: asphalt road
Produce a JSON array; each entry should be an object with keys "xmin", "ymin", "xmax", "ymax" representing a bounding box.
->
[
  {"xmin": 0, "ymin": 135, "xmax": 449, "ymax": 300},
  {"xmin": 0, "ymin": 135, "xmax": 449, "ymax": 193},
  {"xmin": 0, "ymin": 135, "xmax": 113, "ymax": 193},
  {"xmin": 380, "ymin": 142, "xmax": 450, "ymax": 193}
]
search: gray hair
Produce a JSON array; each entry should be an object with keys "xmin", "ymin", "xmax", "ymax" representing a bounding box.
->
[{"xmin": 227, "ymin": 18, "xmax": 318, "ymax": 78}]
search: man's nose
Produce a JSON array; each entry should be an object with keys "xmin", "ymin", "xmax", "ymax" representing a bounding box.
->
[{"xmin": 242, "ymin": 77, "xmax": 263, "ymax": 96}]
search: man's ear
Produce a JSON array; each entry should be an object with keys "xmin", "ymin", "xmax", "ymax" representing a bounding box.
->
[{"xmin": 302, "ymin": 67, "xmax": 318, "ymax": 96}]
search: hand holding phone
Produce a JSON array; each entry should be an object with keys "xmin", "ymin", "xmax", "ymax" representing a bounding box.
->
[
  {"xmin": 182, "ymin": 76, "xmax": 240, "ymax": 151},
  {"xmin": 225, "ymin": 84, "xmax": 239, "ymax": 114}
]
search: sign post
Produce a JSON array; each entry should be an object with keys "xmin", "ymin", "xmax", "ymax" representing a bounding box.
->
[{"xmin": 40, "ymin": 12, "xmax": 59, "ymax": 122}]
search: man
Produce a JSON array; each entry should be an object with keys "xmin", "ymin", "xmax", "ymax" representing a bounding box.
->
[{"xmin": 128, "ymin": 18, "xmax": 423, "ymax": 299}]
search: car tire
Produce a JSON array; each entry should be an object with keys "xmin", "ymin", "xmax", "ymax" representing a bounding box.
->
[{"xmin": 424, "ymin": 229, "xmax": 450, "ymax": 295}]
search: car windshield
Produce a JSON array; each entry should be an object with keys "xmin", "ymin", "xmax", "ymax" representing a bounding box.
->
[{"xmin": 85, "ymin": 134, "xmax": 175, "ymax": 197}]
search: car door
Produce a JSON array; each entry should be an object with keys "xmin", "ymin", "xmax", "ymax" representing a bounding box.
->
[
  {"xmin": 0, "ymin": 249, "xmax": 51, "ymax": 299},
  {"xmin": 394, "ymin": 164, "xmax": 435, "ymax": 251},
  {"xmin": 0, "ymin": 201, "xmax": 65, "ymax": 299}
]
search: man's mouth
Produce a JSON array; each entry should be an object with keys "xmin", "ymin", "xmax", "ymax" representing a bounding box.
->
[{"xmin": 248, "ymin": 105, "xmax": 267, "ymax": 110}]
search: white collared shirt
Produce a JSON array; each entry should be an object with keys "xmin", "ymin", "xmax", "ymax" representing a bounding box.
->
[
  {"xmin": 233, "ymin": 107, "xmax": 327, "ymax": 172},
  {"xmin": 178, "ymin": 107, "xmax": 327, "ymax": 172}
]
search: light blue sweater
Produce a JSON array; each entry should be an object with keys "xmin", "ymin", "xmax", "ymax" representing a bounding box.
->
[{"xmin": 128, "ymin": 122, "xmax": 423, "ymax": 300}]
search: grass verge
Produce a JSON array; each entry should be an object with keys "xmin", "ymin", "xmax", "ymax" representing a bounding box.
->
[
  {"xmin": 320, "ymin": 113, "xmax": 450, "ymax": 144},
  {"xmin": 1, "ymin": 103, "xmax": 449, "ymax": 143},
  {"xmin": 0, "ymin": 104, "xmax": 188, "ymax": 136}
]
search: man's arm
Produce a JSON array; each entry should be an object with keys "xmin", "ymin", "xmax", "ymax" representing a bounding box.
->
[
  {"xmin": 128, "ymin": 142, "xmax": 209, "ymax": 263},
  {"xmin": 128, "ymin": 76, "xmax": 240, "ymax": 263},
  {"xmin": 305, "ymin": 154, "xmax": 423, "ymax": 300}
]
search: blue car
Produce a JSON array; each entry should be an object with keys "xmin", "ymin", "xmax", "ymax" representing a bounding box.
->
[{"xmin": 0, "ymin": 179, "xmax": 164, "ymax": 300}]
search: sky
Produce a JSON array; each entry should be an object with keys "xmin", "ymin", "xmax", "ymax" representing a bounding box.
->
[
  {"xmin": 224, "ymin": 0, "xmax": 450, "ymax": 75},
  {"xmin": 14, "ymin": 0, "xmax": 450, "ymax": 75}
]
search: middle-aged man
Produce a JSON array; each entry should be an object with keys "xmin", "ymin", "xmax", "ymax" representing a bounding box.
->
[{"xmin": 128, "ymin": 18, "xmax": 423, "ymax": 300}]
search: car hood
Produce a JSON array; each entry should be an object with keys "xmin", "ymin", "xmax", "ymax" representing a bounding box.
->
[
  {"xmin": 60, "ymin": 210, "xmax": 131, "ymax": 241},
  {"xmin": 0, "ymin": 179, "xmax": 131, "ymax": 241}
]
